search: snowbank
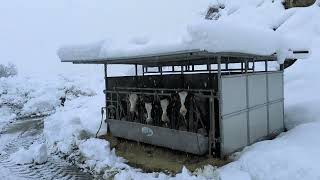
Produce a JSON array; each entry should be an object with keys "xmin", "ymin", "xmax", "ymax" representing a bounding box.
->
[
  {"xmin": 79, "ymin": 138, "xmax": 127, "ymax": 173},
  {"xmin": 284, "ymin": 38, "xmax": 320, "ymax": 129},
  {"xmin": 219, "ymin": 121, "xmax": 320, "ymax": 180},
  {"xmin": 218, "ymin": 168, "xmax": 251, "ymax": 180},
  {"xmin": 0, "ymin": 72, "xmax": 101, "ymax": 117},
  {"xmin": 113, "ymin": 165, "xmax": 219, "ymax": 180},
  {"xmin": 44, "ymin": 94, "xmax": 107, "ymax": 154},
  {"xmin": 280, "ymin": 3, "xmax": 320, "ymax": 129},
  {"xmin": 10, "ymin": 142, "xmax": 48, "ymax": 165}
]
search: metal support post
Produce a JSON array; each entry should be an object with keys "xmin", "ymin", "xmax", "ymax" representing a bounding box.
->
[
  {"xmin": 217, "ymin": 56, "xmax": 222, "ymax": 157},
  {"xmin": 104, "ymin": 64, "xmax": 109, "ymax": 124},
  {"xmin": 135, "ymin": 64, "xmax": 138, "ymax": 76}
]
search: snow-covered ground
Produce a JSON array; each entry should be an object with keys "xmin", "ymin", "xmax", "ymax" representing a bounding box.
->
[
  {"xmin": 1, "ymin": 0, "xmax": 320, "ymax": 179},
  {"xmin": 0, "ymin": 167, "xmax": 26, "ymax": 180}
]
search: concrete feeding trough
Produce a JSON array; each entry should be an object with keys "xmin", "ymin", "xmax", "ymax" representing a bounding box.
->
[{"xmin": 60, "ymin": 49, "xmax": 308, "ymax": 157}]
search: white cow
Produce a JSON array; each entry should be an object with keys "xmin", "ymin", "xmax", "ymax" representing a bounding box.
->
[
  {"xmin": 129, "ymin": 93, "xmax": 138, "ymax": 115},
  {"xmin": 145, "ymin": 102, "xmax": 153, "ymax": 123},
  {"xmin": 160, "ymin": 99, "xmax": 169, "ymax": 123},
  {"xmin": 178, "ymin": 91, "xmax": 188, "ymax": 117}
]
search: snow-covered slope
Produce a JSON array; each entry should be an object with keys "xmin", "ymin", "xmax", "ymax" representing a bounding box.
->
[{"xmin": 280, "ymin": 4, "xmax": 320, "ymax": 129}]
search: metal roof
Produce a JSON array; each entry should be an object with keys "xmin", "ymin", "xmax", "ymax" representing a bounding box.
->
[{"xmin": 61, "ymin": 49, "xmax": 278, "ymax": 66}]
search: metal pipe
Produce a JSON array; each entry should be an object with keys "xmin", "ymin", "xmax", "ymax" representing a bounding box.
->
[
  {"xmin": 245, "ymin": 59, "xmax": 248, "ymax": 74},
  {"xmin": 266, "ymin": 63, "xmax": 270, "ymax": 134},
  {"xmin": 241, "ymin": 62, "xmax": 244, "ymax": 73},
  {"xmin": 142, "ymin": 65, "xmax": 145, "ymax": 76},
  {"xmin": 114, "ymin": 87, "xmax": 215, "ymax": 93},
  {"xmin": 246, "ymin": 68, "xmax": 250, "ymax": 144},
  {"xmin": 104, "ymin": 64, "xmax": 108, "ymax": 124},
  {"xmin": 217, "ymin": 56, "xmax": 222, "ymax": 157},
  {"xmin": 142, "ymin": 68, "xmax": 252, "ymax": 74},
  {"xmin": 265, "ymin": 60, "xmax": 268, "ymax": 72},
  {"xmin": 107, "ymin": 90, "xmax": 217, "ymax": 98},
  {"xmin": 135, "ymin": 64, "xmax": 138, "ymax": 76}
]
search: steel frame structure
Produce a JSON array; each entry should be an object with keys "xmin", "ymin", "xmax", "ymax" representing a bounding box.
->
[
  {"xmin": 99, "ymin": 51, "xmax": 283, "ymax": 157},
  {"xmin": 61, "ymin": 50, "xmax": 287, "ymax": 157}
]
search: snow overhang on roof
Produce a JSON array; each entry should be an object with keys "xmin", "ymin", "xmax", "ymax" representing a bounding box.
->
[
  {"xmin": 57, "ymin": 21, "xmax": 310, "ymax": 66},
  {"xmin": 60, "ymin": 49, "xmax": 278, "ymax": 66}
]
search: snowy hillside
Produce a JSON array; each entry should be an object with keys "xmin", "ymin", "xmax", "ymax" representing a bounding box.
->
[{"xmin": 1, "ymin": 0, "xmax": 320, "ymax": 179}]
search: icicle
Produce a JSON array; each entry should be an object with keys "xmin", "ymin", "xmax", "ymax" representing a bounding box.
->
[
  {"xmin": 179, "ymin": 91, "xmax": 188, "ymax": 117},
  {"xmin": 145, "ymin": 103, "xmax": 153, "ymax": 123},
  {"xmin": 160, "ymin": 99, "xmax": 169, "ymax": 123}
]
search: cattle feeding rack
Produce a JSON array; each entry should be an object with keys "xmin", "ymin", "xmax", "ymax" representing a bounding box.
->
[{"xmin": 62, "ymin": 49, "xmax": 298, "ymax": 157}]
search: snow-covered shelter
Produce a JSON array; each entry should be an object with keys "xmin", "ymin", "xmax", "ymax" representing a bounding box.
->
[{"xmin": 58, "ymin": 22, "xmax": 309, "ymax": 157}]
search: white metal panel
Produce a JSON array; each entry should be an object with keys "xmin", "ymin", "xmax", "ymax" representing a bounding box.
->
[
  {"xmin": 222, "ymin": 112, "xmax": 248, "ymax": 154},
  {"xmin": 221, "ymin": 75, "xmax": 247, "ymax": 115},
  {"xmin": 220, "ymin": 72, "xmax": 284, "ymax": 155},
  {"xmin": 268, "ymin": 72, "xmax": 283, "ymax": 101},
  {"xmin": 269, "ymin": 101, "xmax": 284, "ymax": 133},
  {"xmin": 248, "ymin": 74, "xmax": 267, "ymax": 107},
  {"xmin": 222, "ymin": 113, "xmax": 248, "ymax": 154},
  {"xmin": 249, "ymin": 106, "xmax": 268, "ymax": 143}
]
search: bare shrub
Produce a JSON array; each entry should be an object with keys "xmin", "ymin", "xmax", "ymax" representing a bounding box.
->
[{"xmin": 0, "ymin": 63, "xmax": 18, "ymax": 78}]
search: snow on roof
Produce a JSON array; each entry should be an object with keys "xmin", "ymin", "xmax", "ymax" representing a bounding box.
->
[
  {"xmin": 58, "ymin": 21, "xmax": 293, "ymax": 63},
  {"xmin": 58, "ymin": 0, "xmax": 310, "ymax": 65}
]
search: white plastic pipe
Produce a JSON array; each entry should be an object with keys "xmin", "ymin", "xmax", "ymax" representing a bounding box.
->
[
  {"xmin": 160, "ymin": 99, "xmax": 169, "ymax": 123},
  {"xmin": 145, "ymin": 102, "xmax": 153, "ymax": 123},
  {"xmin": 129, "ymin": 94, "xmax": 138, "ymax": 113},
  {"xmin": 178, "ymin": 91, "xmax": 188, "ymax": 117},
  {"xmin": 286, "ymin": 49, "xmax": 310, "ymax": 59}
]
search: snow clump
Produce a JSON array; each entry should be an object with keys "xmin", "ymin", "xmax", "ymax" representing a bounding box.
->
[
  {"xmin": 10, "ymin": 142, "xmax": 48, "ymax": 165},
  {"xmin": 79, "ymin": 138, "xmax": 127, "ymax": 173}
]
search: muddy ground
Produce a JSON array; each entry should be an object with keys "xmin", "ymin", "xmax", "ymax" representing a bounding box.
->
[{"xmin": 103, "ymin": 134, "xmax": 230, "ymax": 174}]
